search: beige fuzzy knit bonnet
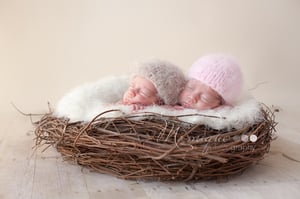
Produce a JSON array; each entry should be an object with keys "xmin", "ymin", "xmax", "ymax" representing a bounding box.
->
[{"xmin": 135, "ymin": 60, "xmax": 186, "ymax": 105}]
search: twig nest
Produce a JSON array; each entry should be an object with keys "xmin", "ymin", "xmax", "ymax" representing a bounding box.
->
[{"xmin": 34, "ymin": 107, "xmax": 276, "ymax": 181}]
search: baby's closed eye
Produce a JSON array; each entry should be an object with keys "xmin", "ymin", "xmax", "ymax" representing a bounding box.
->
[
  {"xmin": 140, "ymin": 90, "xmax": 151, "ymax": 97},
  {"xmin": 200, "ymin": 95, "xmax": 210, "ymax": 103}
]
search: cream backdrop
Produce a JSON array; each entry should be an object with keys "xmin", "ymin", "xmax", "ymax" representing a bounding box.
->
[
  {"xmin": 1, "ymin": 1, "xmax": 300, "ymax": 198},
  {"xmin": 1, "ymin": 0, "xmax": 300, "ymax": 141}
]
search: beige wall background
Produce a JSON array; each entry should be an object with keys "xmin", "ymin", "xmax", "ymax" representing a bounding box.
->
[
  {"xmin": 1, "ymin": 2, "xmax": 300, "ymax": 198},
  {"xmin": 1, "ymin": 0, "xmax": 299, "ymax": 136}
]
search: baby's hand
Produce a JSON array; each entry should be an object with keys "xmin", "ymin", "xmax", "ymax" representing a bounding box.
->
[{"xmin": 131, "ymin": 104, "xmax": 145, "ymax": 112}]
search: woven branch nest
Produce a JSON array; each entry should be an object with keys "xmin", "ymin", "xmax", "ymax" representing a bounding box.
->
[{"xmin": 34, "ymin": 106, "xmax": 276, "ymax": 181}]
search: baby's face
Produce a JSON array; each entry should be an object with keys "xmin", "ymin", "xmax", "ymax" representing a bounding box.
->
[
  {"xmin": 123, "ymin": 76, "xmax": 160, "ymax": 106},
  {"xmin": 179, "ymin": 79, "xmax": 222, "ymax": 110}
]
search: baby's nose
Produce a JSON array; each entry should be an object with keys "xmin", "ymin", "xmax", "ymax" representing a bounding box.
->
[
  {"xmin": 192, "ymin": 92, "xmax": 200, "ymax": 99},
  {"xmin": 188, "ymin": 95, "xmax": 197, "ymax": 104},
  {"xmin": 130, "ymin": 87, "xmax": 138, "ymax": 95}
]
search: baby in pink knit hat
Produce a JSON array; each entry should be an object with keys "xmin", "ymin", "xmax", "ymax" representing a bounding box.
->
[
  {"xmin": 179, "ymin": 54, "xmax": 244, "ymax": 110},
  {"xmin": 120, "ymin": 60, "xmax": 186, "ymax": 111}
]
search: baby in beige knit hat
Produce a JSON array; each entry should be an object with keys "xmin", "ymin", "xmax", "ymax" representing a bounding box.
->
[{"xmin": 119, "ymin": 60, "xmax": 186, "ymax": 111}]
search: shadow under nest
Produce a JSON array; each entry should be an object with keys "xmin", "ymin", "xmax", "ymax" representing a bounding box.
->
[{"xmin": 34, "ymin": 107, "xmax": 277, "ymax": 182}]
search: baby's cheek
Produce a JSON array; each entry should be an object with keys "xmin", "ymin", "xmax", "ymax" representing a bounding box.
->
[
  {"xmin": 144, "ymin": 98, "xmax": 155, "ymax": 105},
  {"xmin": 132, "ymin": 95, "xmax": 146, "ymax": 104},
  {"xmin": 179, "ymin": 92, "xmax": 186, "ymax": 100},
  {"xmin": 145, "ymin": 96, "xmax": 158, "ymax": 105}
]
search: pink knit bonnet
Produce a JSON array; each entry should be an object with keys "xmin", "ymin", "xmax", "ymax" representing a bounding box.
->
[{"xmin": 188, "ymin": 54, "xmax": 244, "ymax": 105}]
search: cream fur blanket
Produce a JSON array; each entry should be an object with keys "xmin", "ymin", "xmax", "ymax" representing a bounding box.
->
[{"xmin": 54, "ymin": 76, "xmax": 263, "ymax": 130}]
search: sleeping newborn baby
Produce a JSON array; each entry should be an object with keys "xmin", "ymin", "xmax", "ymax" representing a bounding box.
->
[
  {"xmin": 179, "ymin": 54, "xmax": 244, "ymax": 110},
  {"xmin": 119, "ymin": 60, "xmax": 186, "ymax": 111},
  {"xmin": 55, "ymin": 59, "xmax": 185, "ymax": 121}
]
